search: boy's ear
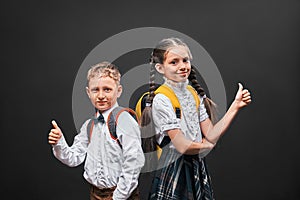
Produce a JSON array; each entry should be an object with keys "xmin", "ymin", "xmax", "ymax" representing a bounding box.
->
[
  {"xmin": 117, "ymin": 85, "xmax": 122, "ymax": 98},
  {"xmin": 86, "ymin": 87, "xmax": 91, "ymax": 98},
  {"xmin": 155, "ymin": 63, "xmax": 164, "ymax": 74}
]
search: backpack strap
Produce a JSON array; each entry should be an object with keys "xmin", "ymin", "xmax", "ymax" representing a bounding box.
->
[
  {"xmin": 107, "ymin": 106, "xmax": 139, "ymax": 149},
  {"xmin": 87, "ymin": 107, "xmax": 138, "ymax": 149},
  {"xmin": 155, "ymin": 84, "xmax": 181, "ymax": 118},
  {"xmin": 135, "ymin": 84, "xmax": 182, "ymax": 119},
  {"xmin": 87, "ymin": 114, "xmax": 96, "ymax": 143},
  {"xmin": 136, "ymin": 84, "xmax": 200, "ymax": 119}
]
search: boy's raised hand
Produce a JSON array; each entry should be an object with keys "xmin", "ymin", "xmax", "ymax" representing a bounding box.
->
[
  {"xmin": 234, "ymin": 83, "xmax": 252, "ymax": 108},
  {"xmin": 48, "ymin": 120, "xmax": 62, "ymax": 145}
]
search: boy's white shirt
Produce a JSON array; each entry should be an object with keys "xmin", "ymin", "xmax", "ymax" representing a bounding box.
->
[{"xmin": 52, "ymin": 102, "xmax": 145, "ymax": 200}]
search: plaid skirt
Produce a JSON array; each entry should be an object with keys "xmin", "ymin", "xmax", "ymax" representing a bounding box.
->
[{"xmin": 149, "ymin": 148, "xmax": 214, "ymax": 200}]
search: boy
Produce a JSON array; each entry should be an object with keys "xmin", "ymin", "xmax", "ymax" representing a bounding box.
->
[{"xmin": 48, "ymin": 61, "xmax": 145, "ymax": 200}]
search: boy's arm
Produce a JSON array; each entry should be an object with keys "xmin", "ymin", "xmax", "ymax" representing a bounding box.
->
[
  {"xmin": 113, "ymin": 112, "xmax": 145, "ymax": 200},
  {"xmin": 49, "ymin": 120, "xmax": 89, "ymax": 167}
]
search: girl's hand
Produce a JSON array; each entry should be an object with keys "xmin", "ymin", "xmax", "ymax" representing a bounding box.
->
[
  {"xmin": 200, "ymin": 138, "xmax": 215, "ymax": 149},
  {"xmin": 234, "ymin": 83, "xmax": 252, "ymax": 109},
  {"xmin": 48, "ymin": 120, "xmax": 62, "ymax": 145},
  {"xmin": 198, "ymin": 138, "xmax": 215, "ymax": 157}
]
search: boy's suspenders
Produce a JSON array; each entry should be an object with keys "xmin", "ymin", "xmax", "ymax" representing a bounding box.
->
[{"xmin": 87, "ymin": 106, "xmax": 138, "ymax": 149}]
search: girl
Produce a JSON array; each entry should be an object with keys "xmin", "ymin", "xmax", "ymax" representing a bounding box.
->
[{"xmin": 140, "ymin": 38, "xmax": 251, "ymax": 200}]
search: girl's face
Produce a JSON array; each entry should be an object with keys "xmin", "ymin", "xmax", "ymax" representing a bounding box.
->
[
  {"xmin": 156, "ymin": 46, "xmax": 191, "ymax": 83},
  {"xmin": 86, "ymin": 76, "xmax": 122, "ymax": 112}
]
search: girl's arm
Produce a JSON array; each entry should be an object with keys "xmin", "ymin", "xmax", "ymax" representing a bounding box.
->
[
  {"xmin": 167, "ymin": 129, "xmax": 215, "ymax": 155},
  {"xmin": 152, "ymin": 94, "xmax": 215, "ymax": 155},
  {"xmin": 200, "ymin": 83, "xmax": 251, "ymax": 144}
]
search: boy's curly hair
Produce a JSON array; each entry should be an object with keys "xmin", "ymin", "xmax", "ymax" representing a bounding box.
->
[{"xmin": 87, "ymin": 61, "xmax": 121, "ymax": 84}]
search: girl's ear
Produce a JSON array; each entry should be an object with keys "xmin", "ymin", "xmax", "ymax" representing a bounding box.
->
[{"xmin": 155, "ymin": 63, "xmax": 164, "ymax": 74}]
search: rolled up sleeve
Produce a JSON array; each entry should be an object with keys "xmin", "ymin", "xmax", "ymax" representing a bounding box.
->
[{"xmin": 152, "ymin": 94, "xmax": 181, "ymax": 143}]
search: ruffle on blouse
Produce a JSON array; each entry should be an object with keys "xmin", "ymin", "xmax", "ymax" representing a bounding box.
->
[{"xmin": 164, "ymin": 79, "xmax": 201, "ymax": 141}]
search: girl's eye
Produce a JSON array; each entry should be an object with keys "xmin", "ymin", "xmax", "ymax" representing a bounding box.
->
[
  {"xmin": 170, "ymin": 61, "xmax": 177, "ymax": 65},
  {"xmin": 183, "ymin": 58, "xmax": 189, "ymax": 63}
]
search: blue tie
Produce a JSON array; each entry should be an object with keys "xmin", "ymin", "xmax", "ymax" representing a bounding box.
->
[
  {"xmin": 92, "ymin": 111, "xmax": 104, "ymax": 124},
  {"xmin": 97, "ymin": 112, "xmax": 105, "ymax": 123}
]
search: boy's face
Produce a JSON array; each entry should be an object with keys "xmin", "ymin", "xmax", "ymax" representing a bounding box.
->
[{"xmin": 86, "ymin": 76, "xmax": 122, "ymax": 112}]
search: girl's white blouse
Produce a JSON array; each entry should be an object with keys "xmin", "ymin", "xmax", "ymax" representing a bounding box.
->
[{"xmin": 152, "ymin": 79, "xmax": 209, "ymax": 148}]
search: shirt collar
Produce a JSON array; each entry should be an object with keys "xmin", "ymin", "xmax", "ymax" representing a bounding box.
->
[{"xmin": 163, "ymin": 76, "xmax": 189, "ymax": 92}]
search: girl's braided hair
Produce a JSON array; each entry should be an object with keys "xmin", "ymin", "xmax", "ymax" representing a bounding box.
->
[{"xmin": 188, "ymin": 65, "xmax": 218, "ymax": 124}]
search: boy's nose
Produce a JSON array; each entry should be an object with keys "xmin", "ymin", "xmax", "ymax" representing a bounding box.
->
[{"xmin": 97, "ymin": 91, "xmax": 105, "ymax": 99}]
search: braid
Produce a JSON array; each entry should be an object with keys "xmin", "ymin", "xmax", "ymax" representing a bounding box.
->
[
  {"xmin": 139, "ymin": 56, "xmax": 158, "ymax": 167},
  {"xmin": 147, "ymin": 63, "xmax": 156, "ymax": 104},
  {"xmin": 188, "ymin": 65, "xmax": 206, "ymax": 96},
  {"xmin": 188, "ymin": 65, "xmax": 218, "ymax": 124},
  {"xmin": 140, "ymin": 55, "xmax": 157, "ymax": 127}
]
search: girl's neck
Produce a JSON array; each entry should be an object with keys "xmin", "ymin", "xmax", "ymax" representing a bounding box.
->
[{"xmin": 163, "ymin": 77, "xmax": 188, "ymax": 90}]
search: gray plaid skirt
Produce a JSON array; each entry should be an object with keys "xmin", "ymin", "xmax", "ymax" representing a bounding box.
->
[{"xmin": 149, "ymin": 148, "xmax": 214, "ymax": 200}]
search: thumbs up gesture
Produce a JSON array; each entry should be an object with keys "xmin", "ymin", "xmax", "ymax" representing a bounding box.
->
[
  {"xmin": 48, "ymin": 120, "xmax": 62, "ymax": 145},
  {"xmin": 234, "ymin": 83, "xmax": 252, "ymax": 108}
]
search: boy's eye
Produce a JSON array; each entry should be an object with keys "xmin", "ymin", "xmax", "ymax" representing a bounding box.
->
[
  {"xmin": 170, "ymin": 61, "xmax": 177, "ymax": 65},
  {"xmin": 104, "ymin": 88, "xmax": 112, "ymax": 92},
  {"xmin": 91, "ymin": 88, "xmax": 98, "ymax": 93}
]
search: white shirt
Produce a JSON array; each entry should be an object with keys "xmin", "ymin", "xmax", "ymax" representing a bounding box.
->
[{"xmin": 52, "ymin": 103, "xmax": 145, "ymax": 200}]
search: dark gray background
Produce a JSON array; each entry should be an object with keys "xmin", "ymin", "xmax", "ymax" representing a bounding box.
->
[{"xmin": 1, "ymin": 0, "xmax": 299, "ymax": 199}]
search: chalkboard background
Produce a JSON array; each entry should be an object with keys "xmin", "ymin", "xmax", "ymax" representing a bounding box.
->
[{"xmin": 1, "ymin": 1, "xmax": 299, "ymax": 199}]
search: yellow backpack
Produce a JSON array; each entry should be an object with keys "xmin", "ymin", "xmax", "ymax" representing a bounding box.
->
[{"xmin": 135, "ymin": 84, "xmax": 200, "ymax": 158}]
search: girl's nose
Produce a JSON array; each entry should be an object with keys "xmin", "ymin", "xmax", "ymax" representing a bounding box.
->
[{"xmin": 179, "ymin": 63, "xmax": 187, "ymax": 71}]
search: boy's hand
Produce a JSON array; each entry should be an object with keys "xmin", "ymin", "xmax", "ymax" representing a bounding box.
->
[
  {"xmin": 48, "ymin": 120, "xmax": 62, "ymax": 145},
  {"xmin": 234, "ymin": 83, "xmax": 252, "ymax": 108}
]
